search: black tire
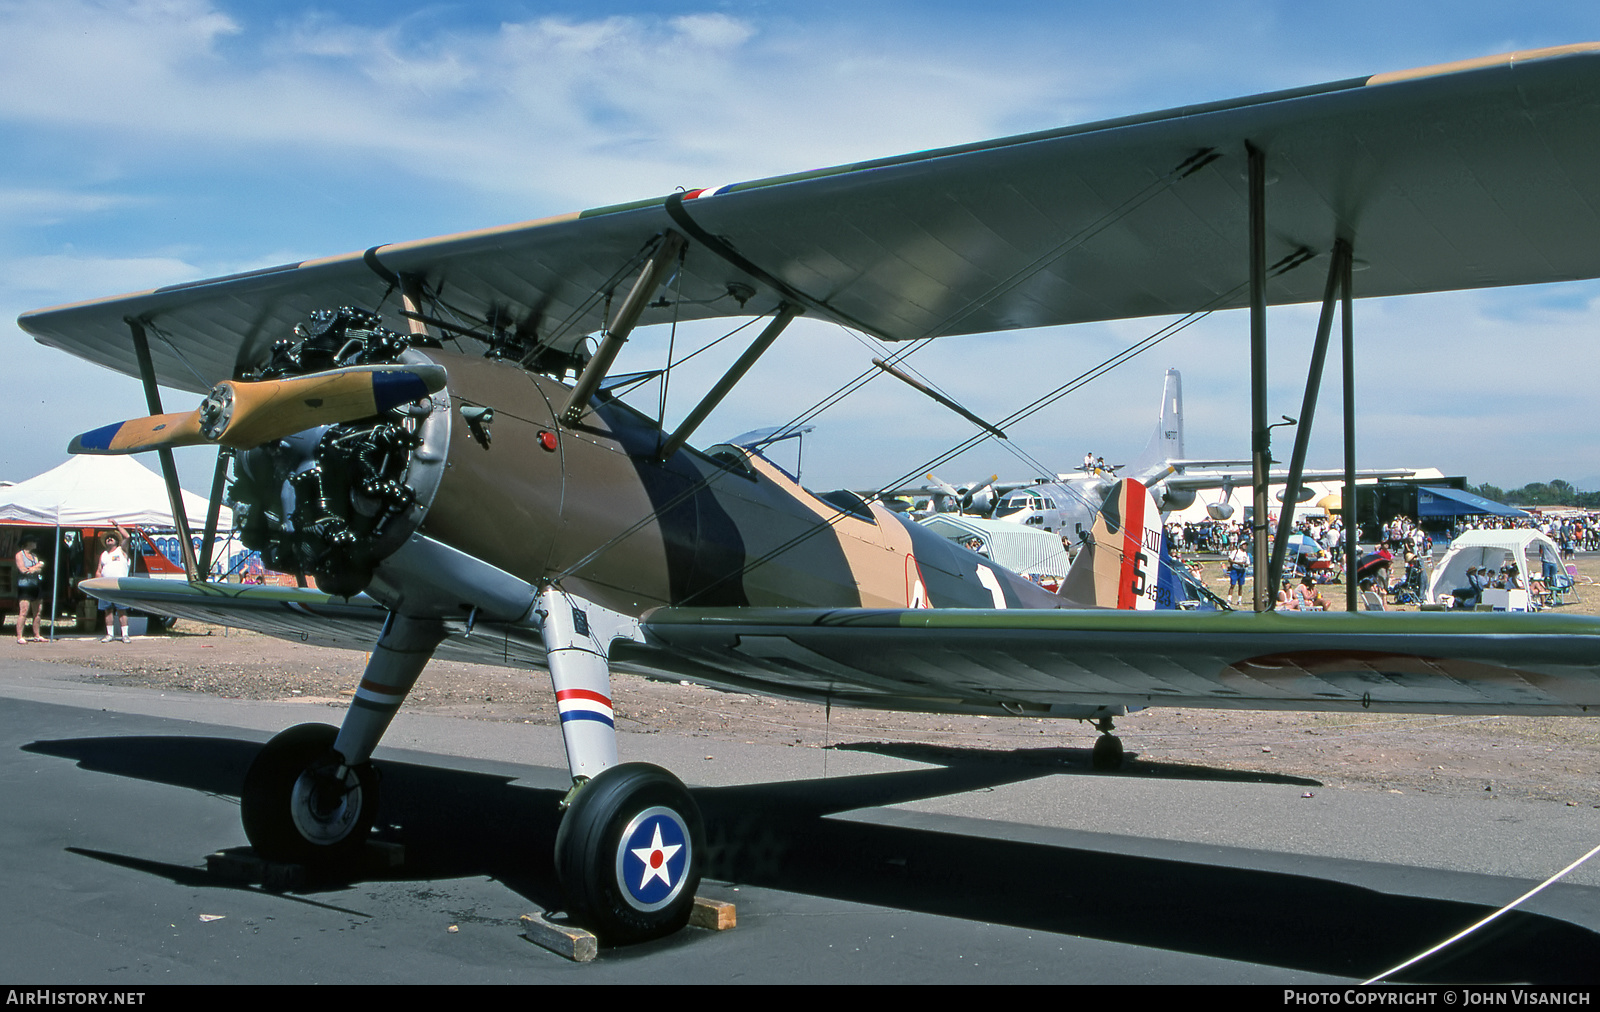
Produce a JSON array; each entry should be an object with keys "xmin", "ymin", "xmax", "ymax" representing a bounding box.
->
[
  {"xmin": 1092, "ymin": 733, "xmax": 1125, "ymax": 772},
  {"xmin": 241, "ymin": 723, "xmax": 378, "ymax": 866},
  {"xmin": 554, "ymin": 763, "xmax": 703, "ymax": 945}
]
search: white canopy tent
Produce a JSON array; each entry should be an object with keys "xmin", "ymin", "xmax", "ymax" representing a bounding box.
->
[
  {"xmin": 1427, "ymin": 529, "xmax": 1563, "ymax": 610},
  {"xmin": 2, "ymin": 456, "xmax": 233, "ymax": 638},
  {"xmin": 0, "ymin": 455, "xmax": 229, "ymax": 529}
]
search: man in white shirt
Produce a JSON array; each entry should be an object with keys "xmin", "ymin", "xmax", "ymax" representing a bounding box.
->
[
  {"xmin": 95, "ymin": 532, "xmax": 133, "ymax": 644},
  {"xmin": 1226, "ymin": 544, "xmax": 1251, "ymax": 607}
]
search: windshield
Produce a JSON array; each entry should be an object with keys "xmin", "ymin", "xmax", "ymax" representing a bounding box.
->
[{"xmin": 996, "ymin": 495, "xmax": 1042, "ymax": 518}]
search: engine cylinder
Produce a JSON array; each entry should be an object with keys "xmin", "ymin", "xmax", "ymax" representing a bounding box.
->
[{"xmin": 229, "ymin": 309, "xmax": 450, "ymax": 597}]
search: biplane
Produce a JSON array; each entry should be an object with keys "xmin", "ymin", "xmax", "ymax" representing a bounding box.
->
[{"xmin": 19, "ymin": 44, "xmax": 1600, "ymax": 945}]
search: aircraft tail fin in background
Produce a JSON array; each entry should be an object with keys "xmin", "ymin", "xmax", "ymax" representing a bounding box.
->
[
  {"xmin": 1059, "ymin": 479, "xmax": 1163, "ymax": 609},
  {"xmin": 1129, "ymin": 368, "xmax": 1184, "ymax": 480}
]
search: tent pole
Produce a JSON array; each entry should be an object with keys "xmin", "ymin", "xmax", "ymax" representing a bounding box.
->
[
  {"xmin": 48, "ymin": 517, "xmax": 60, "ymax": 641},
  {"xmin": 126, "ymin": 318, "xmax": 200, "ymax": 581}
]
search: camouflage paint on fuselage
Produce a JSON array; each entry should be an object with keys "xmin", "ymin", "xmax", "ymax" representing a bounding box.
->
[{"xmin": 417, "ymin": 351, "xmax": 1062, "ymax": 617}]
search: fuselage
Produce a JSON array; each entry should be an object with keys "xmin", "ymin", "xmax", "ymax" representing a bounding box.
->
[
  {"xmin": 992, "ymin": 477, "xmax": 1110, "ymax": 542},
  {"xmin": 232, "ymin": 342, "xmax": 1063, "ymax": 619},
  {"xmin": 420, "ymin": 353, "xmax": 1061, "ymax": 616}
]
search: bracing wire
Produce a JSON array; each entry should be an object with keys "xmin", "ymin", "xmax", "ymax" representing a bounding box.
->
[
  {"xmin": 556, "ymin": 150, "xmax": 1224, "ymax": 588},
  {"xmin": 674, "ymin": 291, "xmax": 1237, "ymax": 605},
  {"xmin": 754, "ymin": 150, "xmax": 1214, "ymax": 448}
]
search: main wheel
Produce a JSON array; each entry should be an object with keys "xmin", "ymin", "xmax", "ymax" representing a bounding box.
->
[
  {"xmin": 554, "ymin": 763, "xmax": 703, "ymax": 945},
  {"xmin": 1092, "ymin": 733, "xmax": 1125, "ymax": 771},
  {"xmin": 241, "ymin": 723, "xmax": 378, "ymax": 866}
]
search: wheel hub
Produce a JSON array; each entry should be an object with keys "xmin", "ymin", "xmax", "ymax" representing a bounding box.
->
[
  {"xmin": 615, "ymin": 806, "xmax": 692, "ymax": 912},
  {"xmin": 289, "ymin": 765, "xmax": 364, "ymax": 845}
]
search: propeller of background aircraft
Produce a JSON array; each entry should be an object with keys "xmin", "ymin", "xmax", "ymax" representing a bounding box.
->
[{"xmin": 925, "ymin": 473, "xmax": 1001, "ymax": 517}]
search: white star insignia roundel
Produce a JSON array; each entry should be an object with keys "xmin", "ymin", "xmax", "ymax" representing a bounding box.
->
[{"xmin": 630, "ymin": 822, "xmax": 683, "ymax": 890}]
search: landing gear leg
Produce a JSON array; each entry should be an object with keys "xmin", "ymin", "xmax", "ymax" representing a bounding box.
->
[
  {"xmin": 1091, "ymin": 716, "xmax": 1124, "ymax": 772},
  {"xmin": 538, "ymin": 588, "xmax": 703, "ymax": 943},
  {"xmin": 240, "ymin": 613, "xmax": 442, "ymax": 867}
]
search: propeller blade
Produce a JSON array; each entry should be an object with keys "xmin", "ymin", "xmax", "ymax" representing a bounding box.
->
[
  {"xmin": 213, "ymin": 364, "xmax": 447, "ymax": 447},
  {"xmin": 924, "ymin": 473, "xmax": 960, "ymax": 497},
  {"xmin": 69, "ymin": 413, "xmax": 204, "ymax": 454},
  {"xmin": 70, "ymin": 363, "xmax": 447, "ymax": 455}
]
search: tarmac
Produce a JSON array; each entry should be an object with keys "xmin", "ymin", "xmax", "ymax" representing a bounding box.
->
[{"xmin": 1, "ymin": 654, "xmax": 1598, "ymax": 985}]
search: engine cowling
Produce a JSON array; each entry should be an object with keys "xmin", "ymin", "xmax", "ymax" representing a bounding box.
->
[
  {"xmin": 1152, "ymin": 484, "xmax": 1197, "ymax": 513},
  {"xmin": 230, "ymin": 309, "xmax": 450, "ymax": 597}
]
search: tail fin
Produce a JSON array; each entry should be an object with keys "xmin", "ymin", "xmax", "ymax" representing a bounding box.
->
[
  {"xmin": 1129, "ymin": 368, "xmax": 1184, "ymax": 478},
  {"xmin": 1059, "ymin": 478, "xmax": 1164, "ymax": 609}
]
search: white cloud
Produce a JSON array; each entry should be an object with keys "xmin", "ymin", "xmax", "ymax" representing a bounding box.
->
[
  {"xmin": 0, "ymin": 2, "xmax": 1087, "ymax": 208},
  {"xmin": 4, "ymin": 2, "xmax": 1600, "ymax": 491},
  {"xmin": 0, "ymin": 187, "xmax": 142, "ymax": 224},
  {"xmin": 3, "ymin": 252, "xmax": 201, "ymax": 299}
]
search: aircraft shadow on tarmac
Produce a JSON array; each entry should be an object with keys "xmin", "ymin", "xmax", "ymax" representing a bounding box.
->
[
  {"xmin": 23, "ymin": 733, "xmax": 1600, "ymax": 981},
  {"xmin": 831, "ymin": 740, "xmax": 1325, "ymax": 786}
]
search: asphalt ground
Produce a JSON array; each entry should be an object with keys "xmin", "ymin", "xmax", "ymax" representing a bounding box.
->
[{"xmin": 1, "ymin": 655, "xmax": 1598, "ymax": 986}]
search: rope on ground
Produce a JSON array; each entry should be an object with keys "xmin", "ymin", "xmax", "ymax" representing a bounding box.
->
[{"xmin": 1362, "ymin": 839, "xmax": 1600, "ymax": 984}]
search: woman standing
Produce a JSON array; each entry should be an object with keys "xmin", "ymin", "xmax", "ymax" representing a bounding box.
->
[{"xmin": 13, "ymin": 537, "xmax": 45, "ymax": 643}]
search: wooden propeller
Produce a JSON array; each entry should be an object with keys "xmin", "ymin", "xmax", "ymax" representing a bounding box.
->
[{"xmin": 69, "ymin": 364, "xmax": 447, "ymax": 455}]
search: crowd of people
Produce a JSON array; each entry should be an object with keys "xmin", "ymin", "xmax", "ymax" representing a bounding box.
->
[
  {"xmin": 1450, "ymin": 513, "xmax": 1598, "ymax": 557},
  {"xmin": 1169, "ymin": 515, "xmax": 1354, "ymax": 567},
  {"xmin": 1169, "ymin": 520, "xmax": 1253, "ymax": 555},
  {"xmin": 1169, "ymin": 507, "xmax": 1596, "ymax": 611}
]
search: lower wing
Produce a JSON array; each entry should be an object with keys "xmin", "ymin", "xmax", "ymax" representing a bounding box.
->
[
  {"xmin": 80, "ymin": 577, "xmax": 550, "ymax": 669},
  {"xmin": 627, "ymin": 607, "xmax": 1600, "ymax": 718},
  {"xmin": 84, "ymin": 578, "xmax": 1600, "ymax": 718}
]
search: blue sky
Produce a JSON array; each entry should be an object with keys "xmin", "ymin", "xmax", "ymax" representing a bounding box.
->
[{"xmin": 5, "ymin": 0, "xmax": 1600, "ymax": 495}]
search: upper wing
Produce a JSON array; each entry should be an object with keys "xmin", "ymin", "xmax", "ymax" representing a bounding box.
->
[
  {"xmin": 20, "ymin": 45, "xmax": 1600, "ymax": 393},
  {"xmin": 626, "ymin": 607, "xmax": 1600, "ymax": 717}
]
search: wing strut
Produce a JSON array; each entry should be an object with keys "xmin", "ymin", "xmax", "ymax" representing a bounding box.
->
[
  {"xmin": 869, "ymin": 357, "xmax": 1007, "ymax": 439},
  {"xmin": 655, "ymin": 303, "xmax": 799, "ymax": 461},
  {"xmin": 127, "ymin": 318, "xmax": 201, "ymax": 581},
  {"xmin": 1267, "ymin": 239, "xmax": 1353, "ymax": 605},
  {"xmin": 1340, "ymin": 242, "xmax": 1358, "ymax": 613},
  {"xmin": 197, "ymin": 447, "xmax": 231, "ymax": 580},
  {"xmin": 561, "ymin": 231, "xmax": 686, "ymax": 423},
  {"xmin": 1247, "ymin": 145, "xmax": 1270, "ymax": 612}
]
